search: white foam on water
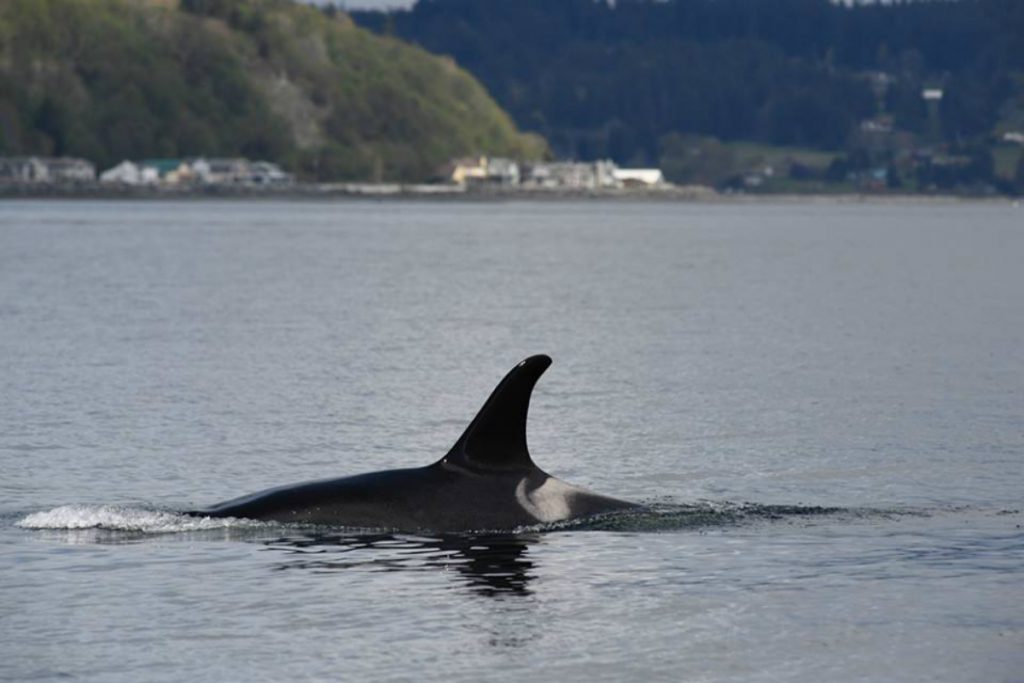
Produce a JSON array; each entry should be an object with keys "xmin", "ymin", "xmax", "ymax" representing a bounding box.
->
[{"xmin": 15, "ymin": 504, "xmax": 264, "ymax": 533}]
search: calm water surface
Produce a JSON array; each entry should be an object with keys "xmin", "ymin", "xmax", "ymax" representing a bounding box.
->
[{"xmin": 1, "ymin": 199, "xmax": 1022, "ymax": 681}]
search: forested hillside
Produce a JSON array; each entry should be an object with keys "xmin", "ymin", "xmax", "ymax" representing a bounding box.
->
[
  {"xmin": 354, "ymin": 0, "xmax": 1024, "ymax": 171},
  {"xmin": 0, "ymin": 0, "xmax": 546, "ymax": 180}
]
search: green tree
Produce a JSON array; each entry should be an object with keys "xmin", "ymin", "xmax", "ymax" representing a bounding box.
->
[
  {"xmin": 659, "ymin": 133, "xmax": 738, "ymax": 187},
  {"xmin": 0, "ymin": 0, "xmax": 546, "ymax": 180}
]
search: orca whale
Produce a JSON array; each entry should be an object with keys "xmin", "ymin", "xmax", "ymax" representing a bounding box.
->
[{"xmin": 191, "ymin": 355, "xmax": 637, "ymax": 532}]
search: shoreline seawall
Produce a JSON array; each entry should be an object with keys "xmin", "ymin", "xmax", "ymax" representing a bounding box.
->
[{"xmin": 0, "ymin": 181, "xmax": 1016, "ymax": 204}]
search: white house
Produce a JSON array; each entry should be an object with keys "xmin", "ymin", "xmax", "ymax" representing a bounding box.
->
[
  {"xmin": 43, "ymin": 157, "xmax": 96, "ymax": 182},
  {"xmin": 201, "ymin": 158, "xmax": 250, "ymax": 184},
  {"xmin": 484, "ymin": 157, "xmax": 520, "ymax": 185},
  {"xmin": 525, "ymin": 162, "xmax": 595, "ymax": 188},
  {"xmin": 191, "ymin": 158, "xmax": 291, "ymax": 185},
  {"xmin": 100, "ymin": 160, "xmax": 159, "ymax": 185},
  {"xmin": 248, "ymin": 161, "xmax": 293, "ymax": 185},
  {"xmin": 524, "ymin": 160, "xmax": 622, "ymax": 189},
  {"xmin": 612, "ymin": 168, "xmax": 665, "ymax": 187}
]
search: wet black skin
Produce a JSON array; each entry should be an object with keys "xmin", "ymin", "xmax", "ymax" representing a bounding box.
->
[{"xmin": 192, "ymin": 355, "xmax": 636, "ymax": 532}]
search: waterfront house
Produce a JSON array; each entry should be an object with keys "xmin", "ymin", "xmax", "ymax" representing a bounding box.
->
[
  {"xmin": 447, "ymin": 156, "xmax": 520, "ymax": 186},
  {"xmin": 484, "ymin": 157, "xmax": 520, "ymax": 185},
  {"xmin": 247, "ymin": 161, "xmax": 293, "ymax": 185},
  {"xmin": 45, "ymin": 157, "xmax": 96, "ymax": 182},
  {"xmin": 0, "ymin": 157, "xmax": 49, "ymax": 182},
  {"xmin": 141, "ymin": 159, "xmax": 195, "ymax": 184},
  {"xmin": 198, "ymin": 158, "xmax": 250, "ymax": 184},
  {"xmin": 525, "ymin": 162, "xmax": 596, "ymax": 188},
  {"xmin": 191, "ymin": 158, "xmax": 292, "ymax": 185},
  {"xmin": 524, "ymin": 160, "xmax": 619, "ymax": 189},
  {"xmin": 449, "ymin": 156, "xmax": 489, "ymax": 184},
  {"xmin": 100, "ymin": 160, "xmax": 159, "ymax": 185},
  {"xmin": 612, "ymin": 168, "xmax": 665, "ymax": 187},
  {"xmin": 0, "ymin": 156, "xmax": 95, "ymax": 183}
]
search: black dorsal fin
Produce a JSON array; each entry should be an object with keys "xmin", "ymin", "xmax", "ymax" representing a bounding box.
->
[{"xmin": 441, "ymin": 355, "xmax": 552, "ymax": 471}]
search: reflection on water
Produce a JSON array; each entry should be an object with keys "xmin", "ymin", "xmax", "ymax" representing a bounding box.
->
[{"xmin": 262, "ymin": 532, "xmax": 540, "ymax": 597}]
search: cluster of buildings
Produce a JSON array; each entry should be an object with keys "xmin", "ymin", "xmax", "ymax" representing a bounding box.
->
[
  {"xmin": 447, "ymin": 156, "xmax": 666, "ymax": 190},
  {"xmin": 0, "ymin": 156, "xmax": 292, "ymax": 187},
  {"xmin": 1, "ymin": 154, "xmax": 669, "ymax": 192},
  {"xmin": 0, "ymin": 156, "xmax": 97, "ymax": 184}
]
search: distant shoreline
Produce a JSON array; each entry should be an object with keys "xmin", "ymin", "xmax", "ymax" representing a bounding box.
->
[{"xmin": 0, "ymin": 182, "xmax": 1016, "ymax": 204}]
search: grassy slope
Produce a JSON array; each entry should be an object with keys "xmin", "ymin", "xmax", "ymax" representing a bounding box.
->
[
  {"xmin": 659, "ymin": 134, "xmax": 839, "ymax": 189},
  {"xmin": 0, "ymin": 0, "xmax": 546, "ymax": 180}
]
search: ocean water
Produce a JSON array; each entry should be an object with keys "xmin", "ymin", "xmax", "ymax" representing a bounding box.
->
[{"xmin": 1, "ymin": 198, "xmax": 1021, "ymax": 682}]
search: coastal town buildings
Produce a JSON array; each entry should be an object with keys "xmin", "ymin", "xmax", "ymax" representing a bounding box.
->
[
  {"xmin": 141, "ymin": 159, "xmax": 196, "ymax": 184},
  {"xmin": 522, "ymin": 160, "xmax": 616, "ymax": 189},
  {"xmin": 0, "ymin": 155, "xmax": 294, "ymax": 190},
  {"xmin": 0, "ymin": 157, "xmax": 95, "ymax": 183},
  {"xmin": 2, "ymin": 154, "xmax": 669, "ymax": 193},
  {"xmin": 0, "ymin": 157, "xmax": 47, "ymax": 182},
  {"xmin": 612, "ymin": 168, "xmax": 665, "ymax": 188},
  {"xmin": 448, "ymin": 156, "xmax": 520, "ymax": 185},
  {"xmin": 134, "ymin": 158, "xmax": 293, "ymax": 185},
  {"xmin": 42, "ymin": 157, "xmax": 96, "ymax": 182},
  {"xmin": 447, "ymin": 157, "xmax": 666, "ymax": 190},
  {"xmin": 100, "ymin": 161, "xmax": 160, "ymax": 185}
]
